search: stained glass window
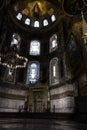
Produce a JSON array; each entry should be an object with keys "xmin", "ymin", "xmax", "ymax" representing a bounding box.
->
[
  {"xmin": 51, "ymin": 14, "xmax": 56, "ymax": 22},
  {"xmin": 26, "ymin": 62, "xmax": 39, "ymax": 84},
  {"xmin": 4, "ymin": 68, "xmax": 15, "ymax": 82},
  {"xmin": 30, "ymin": 40, "xmax": 40, "ymax": 55},
  {"xmin": 25, "ymin": 18, "xmax": 30, "ymax": 25},
  {"xmin": 43, "ymin": 19, "xmax": 49, "ymax": 26},
  {"xmin": 34, "ymin": 21, "xmax": 40, "ymax": 28},
  {"xmin": 16, "ymin": 13, "xmax": 22, "ymax": 20},
  {"xmin": 11, "ymin": 33, "xmax": 21, "ymax": 50},
  {"xmin": 49, "ymin": 34, "xmax": 58, "ymax": 52},
  {"xmin": 50, "ymin": 57, "xmax": 59, "ymax": 86},
  {"xmin": 8, "ymin": 68, "xmax": 13, "ymax": 76}
]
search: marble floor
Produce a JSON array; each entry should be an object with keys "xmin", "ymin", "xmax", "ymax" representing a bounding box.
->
[{"xmin": 0, "ymin": 118, "xmax": 87, "ymax": 130}]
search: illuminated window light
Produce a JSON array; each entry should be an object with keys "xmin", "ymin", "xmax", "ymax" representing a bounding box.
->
[
  {"xmin": 26, "ymin": 62, "xmax": 39, "ymax": 84},
  {"xmin": 43, "ymin": 19, "xmax": 49, "ymax": 26},
  {"xmin": 53, "ymin": 65, "xmax": 56, "ymax": 77},
  {"xmin": 51, "ymin": 15, "xmax": 56, "ymax": 22},
  {"xmin": 16, "ymin": 13, "xmax": 22, "ymax": 20},
  {"xmin": 8, "ymin": 68, "xmax": 13, "ymax": 75},
  {"xmin": 30, "ymin": 40, "xmax": 40, "ymax": 56},
  {"xmin": 34, "ymin": 21, "xmax": 40, "ymax": 28},
  {"xmin": 25, "ymin": 18, "xmax": 30, "ymax": 25}
]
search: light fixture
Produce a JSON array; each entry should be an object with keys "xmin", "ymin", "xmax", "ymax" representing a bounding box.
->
[
  {"xmin": 0, "ymin": 52, "xmax": 28, "ymax": 69},
  {"xmin": 0, "ymin": 32, "xmax": 28, "ymax": 69}
]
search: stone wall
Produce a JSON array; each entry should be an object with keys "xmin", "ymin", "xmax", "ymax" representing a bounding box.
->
[
  {"xmin": 50, "ymin": 84, "xmax": 75, "ymax": 113},
  {"xmin": 0, "ymin": 86, "xmax": 27, "ymax": 112}
]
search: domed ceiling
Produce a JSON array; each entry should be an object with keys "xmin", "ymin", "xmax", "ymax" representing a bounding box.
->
[
  {"xmin": 9, "ymin": 0, "xmax": 62, "ymax": 31},
  {"xmin": 14, "ymin": 0, "xmax": 55, "ymax": 18}
]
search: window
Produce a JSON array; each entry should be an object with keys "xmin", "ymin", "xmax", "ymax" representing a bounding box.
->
[
  {"xmin": 53, "ymin": 65, "xmax": 56, "ymax": 77},
  {"xmin": 8, "ymin": 68, "xmax": 13, "ymax": 76},
  {"xmin": 50, "ymin": 57, "xmax": 59, "ymax": 86},
  {"xmin": 25, "ymin": 18, "xmax": 30, "ymax": 25},
  {"xmin": 30, "ymin": 40, "xmax": 40, "ymax": 56},
  {"xmin": 16, "ymin": 13, "xmax": 22, "ymax": 20},
  {"xmin": 51, "ymin": 14, "xmax": 56, "ymax": 22},
  {"xmin": 11, "ymin": 33, "xmax": 21, "ymax": 50},
  {"xmin": 68, "ymin": 35, "xmax": 80, "ymax": 69},
  {"xmin": 69, "ymin": 35, "xmax": 79, "ymax": 58},
  {"xmin": 43, "ymin": 19, "xmax": 49, "ymax": 26},
  {"xmin": 4, "ymin": 68, "xmax": 15, "ymax": 82},
  {"xmin": 26, "ymin": 62, "xmax": 39, "ymax": 84},
  {"xmin": 34, "ymin": 21, "xmax": 40, "ymax": 28},
  {"xmin": 69, "ymin": 39, "xmax": 77, "ymax": 52},
  {"xmin": 49, "ymin": 34, "xmax": 58, "ymax": 52}
]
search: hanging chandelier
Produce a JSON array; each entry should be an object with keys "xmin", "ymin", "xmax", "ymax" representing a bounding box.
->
[
  {"xmin": 0, "ymin": 52, "xmax": 28, "ymax": 69},
  {"xmin": 0, "ymin": 33, "xmax": 28, "ymax": 69}
]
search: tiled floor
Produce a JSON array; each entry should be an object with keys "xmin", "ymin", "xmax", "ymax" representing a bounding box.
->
[{"xmin": 0, "ymin": 118, "xmax": 87, "ymax": 130}]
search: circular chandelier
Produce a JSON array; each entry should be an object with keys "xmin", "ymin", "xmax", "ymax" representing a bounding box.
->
[
  {"xmin": 0, "ymin": 52, "xmax": 28, "ymax": 69},
  {"xmin": 0, "ymin": 33, "xmax": 28, "ymax": 69}
]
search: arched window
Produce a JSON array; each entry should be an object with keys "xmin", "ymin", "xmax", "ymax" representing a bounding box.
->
[
  {"xmin": 11, "ymin": 33, "xmax": 21, "ymax": 51},
  {"xmin": 34, "ymin": 21, "xmax": 40, "ymax": 28},
  {"xmin": 30, "ymin": 40, "xmax": 40, "ymax": 56},
  {"xmin": 68, "ymin": 34, "xmax": 81, "ymax": 71},
  {"xmin": 16, "ymin": 13, "xmax": 22, "ymax": 20},
  {"xmin": 49, "ymin": 34, "xmax": 58, "ymax": 52},
  {"xmin": 26, "ymin": 62, "xmax": 40, "ymax": 84},
  {"xmin": 69, "ymin": 37, "xmax": 77, "ymax": 53},
  {"xmin": 8, "ymin": 68, "xmax": 13, "ymax": 76},
  {"xmin": 4, "ymin": 68, "xmax": 15, "ymax": 82},
  {"xmin": 25, "ymin": 18, "xmax": 30, "ymax": 25},
  {"xmin": 50, "ymin": 57, "xmax": 59, "ymax": 86},
  {"xmin": 51, "ymin": 14, "xmax": 56, "ymax": 22},
  {"xmin": 69, "ymin": 35, "xmax": 79, "ymax": 63},
  {"xmin": 43, "ymin": 19, "xmax": 49, "ymax": 26}
]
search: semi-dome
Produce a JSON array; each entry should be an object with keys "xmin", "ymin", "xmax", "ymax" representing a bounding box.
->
[{"xmin": 9, "ymin": 0, "xmax": 61, "ymax": 31}]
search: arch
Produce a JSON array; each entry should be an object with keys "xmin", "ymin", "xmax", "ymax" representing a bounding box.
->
[
  {"xmin": 50, "ymin": 57, "xmax": 59, "ymax": 86},
  {"xmin": 49, "ymin": 34, "xmax": 58, "ymax": 52},
  {"xmin": 25, "ymin": 18, "xmax": 30, "ymax": 25},
  {"xmin": 26, "ymin": 61, "xmax": 40, "ymax": 84},
  {"xmin": 43, "ymin": 19, "xmax": 49, "ymax": 26},
  {"xmin": 34, "ymin": 21, "xmax": 40, "ymax": 28},
  {"xmin": 68, "ymin": 34, "xmax": 81, "ymax": 72},
  {"xmin": 4, "ymin": 68, "xmax": 15, "ymax": 82},
  {"xmin": 30, "ymin": 40, "xmax": 40, "ymax": 56},
  {"xmin": 51, "ymin": 14, "xmax": 56, "ymax": 22},
  {"xmin": 68, "ymin": 35, "xmax": 79, "ymax": 62},
  {"xmin": 11, "ymin": 33, "xmax": 21, "ymax": 51},
  {"xmin": 16, "ymin": 13, "xmax": 22, "ymax": 20}
]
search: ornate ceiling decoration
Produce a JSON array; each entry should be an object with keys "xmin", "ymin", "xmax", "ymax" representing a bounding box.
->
[
  {"xmin": 17, "ymin": 1, "xmax": 49, "ymax": 17},
  {"xmin": 62, "ymin": 0, "xmax": 87, "ymax": 16},
  {"xmin": 13, "ymin": 0, "xmax": 58, "ymax": 19},
  {"xmin": 8, "ymin": 0, "xmax": 62, "ymax": 32}
]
